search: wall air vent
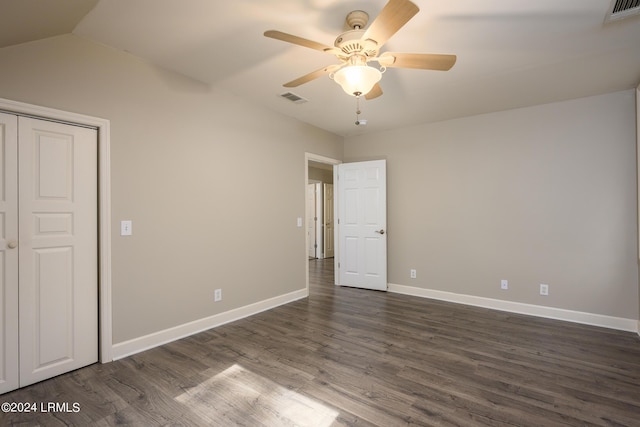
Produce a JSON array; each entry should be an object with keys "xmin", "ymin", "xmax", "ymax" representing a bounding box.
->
[
  {"xmin": 605, "ymin": 0, "xmax": 640, "ymax": 23},
  {"xmin": 279, "ymin": 92, "xmax": 308, "ymax": 104}
]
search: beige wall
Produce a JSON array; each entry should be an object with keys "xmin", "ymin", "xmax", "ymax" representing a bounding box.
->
[
  {"xmin": 0, "ymin": 35, "xmax": 343, "ymax": 343},
  {"xmin": 345, "ymin": 90, "xmax": 639, "ymax": 320}
]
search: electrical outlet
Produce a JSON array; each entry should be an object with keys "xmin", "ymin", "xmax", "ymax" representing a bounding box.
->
[
  {"xmin": 410, "ymin": 269, "xmax": 417, "ymax": 279},
  {"xmin": 214, "ymin": 289, "xmax": 222, "ymax": 302},
  {"xmin": 501, "ymin": 279, "xmax": 508, "ymax": 290},
  {"xmin": 540, "ymin": 284, "xmax": 549, "ymax": 296}
]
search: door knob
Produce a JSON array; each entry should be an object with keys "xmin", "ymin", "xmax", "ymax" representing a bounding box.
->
[
  {"xmin": 375, "ymin": 229, "xmax": 385, "ymax": 235},
  {"xmin": 7, "ymin": 240, "xmax": 17, "ymax": 249}
]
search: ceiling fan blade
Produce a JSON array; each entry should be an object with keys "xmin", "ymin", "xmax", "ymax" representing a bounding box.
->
[
  {"xmin": 365, "ymin": 83, "xmax": 383, "ymax": 100},
  {"xmin": 264, "ymin": 30, "xmax": 333, "ymax": 53},
  {"xmin": 362, "ymin": 0, "xmax": 419, "ymax": 48},
  {"xmin": 283, "ymin": 64, "xmax": 340, "ymax": 88},
  {"xmin": 379, "ymin": 52, "xmax": 457, "ymax": 71}
]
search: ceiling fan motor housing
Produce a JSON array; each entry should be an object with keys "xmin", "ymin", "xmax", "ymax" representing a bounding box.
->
[{"xmin": 334, "ymin": 29, "xmax": 379, "ymax": 59}]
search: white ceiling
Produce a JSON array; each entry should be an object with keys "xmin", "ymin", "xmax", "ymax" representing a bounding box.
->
[{"xmin": 2, "ymin": 0, "xmax": 639, "ymax": 137}]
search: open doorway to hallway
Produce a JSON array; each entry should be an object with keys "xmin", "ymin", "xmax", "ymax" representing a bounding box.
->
[
  {"xmin": 305, "ymin": 154, "xmax": 340, "ymax": 291},
  {"xmin": 307, "ymin": 162, "xmax": 334, "ymax": 260}
]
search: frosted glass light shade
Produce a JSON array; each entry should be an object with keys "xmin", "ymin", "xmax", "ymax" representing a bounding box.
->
[{"xmin": 333, "ymin": 65, "xmax": 382, "ymax": 96}]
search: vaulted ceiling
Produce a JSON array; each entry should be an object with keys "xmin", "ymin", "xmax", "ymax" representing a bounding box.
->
[{"xmin": 1, "ymin": 0, "xmax": 639, "ymax": 136}]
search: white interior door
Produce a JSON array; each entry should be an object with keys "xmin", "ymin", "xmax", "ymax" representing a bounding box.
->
[
  {"xmin": 0, "ymin": 112, "xmax": 19, "ymax": 394},
  {"xmin": 306, "ymin": 184, "xmax": 316, "ymax": 258},
  {"xmin": 323, "ymin": 183, "xmax": 334, "ymax": 258},
  {"xmin": 314, "ymin": 183, "xmax": 323, "ymax": 259},
  {"xmin": 18, "ymin": 116, "xmax": 98, "ymax": 388},
  {"xmin": 0, "ymin": 114, "xmax": 98, "ymax": 393},
  {"xmin": 336, "ymin": 160, "xmax": 387, "ymax": 290}
]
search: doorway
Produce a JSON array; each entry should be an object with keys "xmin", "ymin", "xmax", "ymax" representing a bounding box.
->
[
  {"xmin": 305, "ymin": 153, "xmax": 340, "ymax": 292},
  {"xmin": 307, "ymin": 182, "xmax": 321, "ymax": 259},
  {"xmin": 307, "ymin": 181, "xmax": 335, "ymax": 260}
]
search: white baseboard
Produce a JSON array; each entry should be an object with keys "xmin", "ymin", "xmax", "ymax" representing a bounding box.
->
[
  {"xmin": 388, "ymin": 283, "xmax": 638, "ymax": 333},
  {"xmin": 112, "ymin": 288, "xmax": 308, "ymax": 360}
]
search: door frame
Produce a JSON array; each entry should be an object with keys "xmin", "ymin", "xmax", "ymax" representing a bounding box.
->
[
  {"xmin": 305, "ymin": 153, "xmax": 340, "ymax": 293},
  {"xmin": 0, "ymin": 97, "xmax": 113, "ymax": 363}
]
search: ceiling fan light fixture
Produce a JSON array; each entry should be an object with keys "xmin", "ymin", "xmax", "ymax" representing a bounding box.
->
[
  {"xmin": 265, "ymin": 0, "xmax": 456, "ymax": 104},
  {"xmin": 332, "ymin": 65, "xmax": 382, "ymax": 97}
]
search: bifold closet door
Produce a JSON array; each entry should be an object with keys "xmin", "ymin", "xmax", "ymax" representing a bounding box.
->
[
  {"xmin": 18, "ymin": 116, "xmax": 98, "ymax": 388},
  {"xmin": 0, "ymin": 112, "xmax": 20, "ymax": 394},
  {"xmin": 0, "ymin": 113, "xmax": 98, "ymax": 393}
]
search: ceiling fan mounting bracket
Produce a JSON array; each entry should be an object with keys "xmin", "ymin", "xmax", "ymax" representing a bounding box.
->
[{"xmin": 345, "ymin": 10, "xmax": 369, "ymax": 30}]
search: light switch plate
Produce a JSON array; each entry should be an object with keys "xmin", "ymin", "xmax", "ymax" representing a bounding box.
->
[{"xmin": 121, "ymin": 220, "xmax": 132, "ymax": 236}]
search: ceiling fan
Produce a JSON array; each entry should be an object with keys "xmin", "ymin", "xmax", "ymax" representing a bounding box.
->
[{"xmin": 264, "ymin": 0, "xmax": 457, "ymax": 100}]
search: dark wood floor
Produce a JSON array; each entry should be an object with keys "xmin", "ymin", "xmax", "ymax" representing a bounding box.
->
[{"xmin": 3, "ymin": 258, "xmax": 640, "ymax": 426}]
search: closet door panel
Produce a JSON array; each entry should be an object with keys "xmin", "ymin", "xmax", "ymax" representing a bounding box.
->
[
  {"xmin": 18, "ymin": 117, "xmax": 98, "ymax": 387},
  {"xmin": 0, "ymin": 112, "xmax": 19, "ymax": 394}
]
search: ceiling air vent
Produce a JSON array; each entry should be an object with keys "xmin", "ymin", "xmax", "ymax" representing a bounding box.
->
[
  {"xmin": 605, "ymin": 0, "xmax": 640, "ymax": 23},
  {"xmin": 279, "ymin": 92, "xmax": 308, "ymax": 104}
]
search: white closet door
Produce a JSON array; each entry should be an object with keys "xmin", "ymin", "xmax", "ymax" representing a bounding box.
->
[
  {"xmin": 0, "ymin": 112, "xmax": 19, "ymax": 394},
  {"xmin": 18, "ymin": 117, "xmax": 98, "ymax": 387}
]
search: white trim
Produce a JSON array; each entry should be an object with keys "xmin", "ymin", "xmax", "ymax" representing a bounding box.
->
[
  {"xmin": 112, "ymin": 288, "xmax": 308, "ymax": 360},
  {"xmin": 0, "ymin": 97, "xmax": 113, "ymax": 362},
  {"xmin": 305, "ymin": 153, "xmax": 341, "ymax": 293},
  {"xmin": 388, "ymin": 283, "xmax": 638, "ymax": 333},
  {"xmin": 637, "ymin": 84, "xmax": 639, "ymax": 338}
]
